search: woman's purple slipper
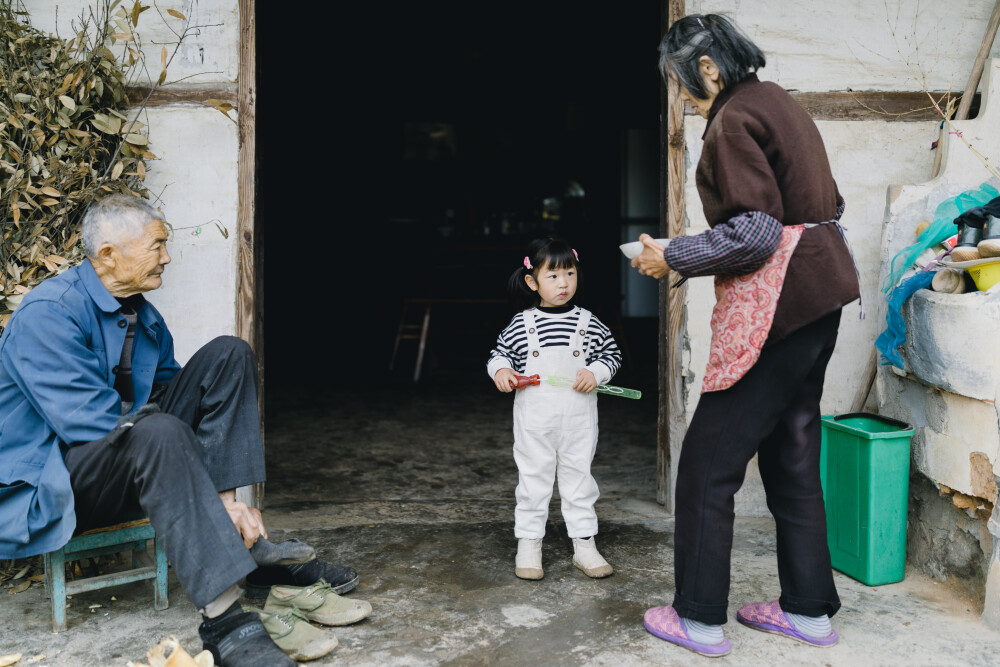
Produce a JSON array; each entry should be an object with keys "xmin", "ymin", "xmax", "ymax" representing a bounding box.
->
[
  {"xmin": 643, "ymin": 606, "xmax": 732, "ymax": 658},
  {"xmin": 737, "ymin": 601, "xmax": 839, "ymax": 647}
]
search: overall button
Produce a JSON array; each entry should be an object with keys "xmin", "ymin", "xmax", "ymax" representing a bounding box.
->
[
  {"xmin": 573, "ymin": 350, "xmax": 580, "ymax": 357},
  {"xmin": 528, "ymin": 327, "xmax": 535, "ymax": 334},
  {"xmin": 118, "ymin": 319, "xmax": 127, "ymax": 328},
  {"xmin": 532, "ymin": 351, "xmax": 539, "ymax": 357},
  {"xmin": 579, "ymin": 330, "xmax": 586, "ymax": 336},
  {"xmin": 112, "ymin": 365, "xmax": 119, "ymax": 374}
]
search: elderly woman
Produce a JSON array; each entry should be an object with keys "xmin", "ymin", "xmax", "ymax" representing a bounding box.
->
[{"xmin": 632, "ymin": 14, "xmax": 860, "ymax": 658}]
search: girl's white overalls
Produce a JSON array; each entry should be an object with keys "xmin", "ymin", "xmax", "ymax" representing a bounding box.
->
[{"xmin": 512, "ymin": 308, "xmax": 600, "ymax": 539}]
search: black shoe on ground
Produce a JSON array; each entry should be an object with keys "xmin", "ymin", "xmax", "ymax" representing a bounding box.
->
[
  {"xmin": 199, "ymin": 609, "xmax": 295, "ymax": 667},
  {"xmin": 245, "ymin": 560, "xmax": 359, "ymax": 598}
]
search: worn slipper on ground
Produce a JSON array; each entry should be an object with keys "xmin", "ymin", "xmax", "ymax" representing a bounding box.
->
[
  {"xmin": 264, "ymin": 579, "xmax": 372, "ymax": 627},
  {"xmin": 248, "ymin": 606, "xmax": 339, "ymax": 661},
  {"xmin": 737, "ymin": 600, "xmax": 839, "ymax": 647},
  {"xmin": 245, "ymin": 560, "xmax": 359, "ymax": 598},
  {"xmin": 643, "ymin": 606, "xmax": 732, "ymax": 658}
]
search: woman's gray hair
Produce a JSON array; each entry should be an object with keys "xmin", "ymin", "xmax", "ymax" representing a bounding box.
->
[
  {"xmin": 659, "ymin": 14, "xmax": 765, "ymax": 100},
  {"xmin": 81, "ymin": 195, "xmax": 166, "ymax": 257}
]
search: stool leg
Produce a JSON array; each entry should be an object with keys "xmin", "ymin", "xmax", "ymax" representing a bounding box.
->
[
  {"xmin": 390, "ymin": 301, "xmax": 409, "ymax": 371},
  {"xmin": 414, "ymin": 304, "xmax": 431, "ymax": 382},
  {"xmin": 43, "ymin": 552, "xmax": 52, "ymax": 600},
  {"xmin": 153, "ymin": 535, "xmax": 169, "ymax": 611},
  {"xmin": 132, "ymin": 540, "xmax": 145, "ymax": 569},
  {"xmin": 49, "ymin": 550, "xmax": 67, "ymax": 632}
]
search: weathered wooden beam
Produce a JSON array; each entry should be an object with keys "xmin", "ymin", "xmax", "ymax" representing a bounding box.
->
[
  {"xmin": 126, "ymin": 83, "xmax": 238, "ymax": 108},
  {"xmin": 682, "ymin": 91, "xmax": 981, "ymax": 121},
  {"xmin": 235, "ymin": 0, "xmax": 263, "ymax": 510},
  {"xmin": 658, "ymin": 0, "xmax": 686, "ymax": 512}
]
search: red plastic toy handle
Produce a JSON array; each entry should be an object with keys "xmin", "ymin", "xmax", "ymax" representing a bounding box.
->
[{"xmin": 515, "ymin": 374, "xmax": 540, "ymax": 388}]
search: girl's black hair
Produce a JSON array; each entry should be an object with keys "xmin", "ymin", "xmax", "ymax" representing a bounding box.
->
[
  {"xmin": 507, "ymin": 236, "xmax": 579, "ymax": 312},
  {"xmin": 658, "ymin": 14, "xmax": 765, "ymax": 100}
]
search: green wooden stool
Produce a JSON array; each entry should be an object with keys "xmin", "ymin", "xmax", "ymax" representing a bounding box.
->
[{"xmin": 43, "ymin": 518, "xmax": 168, "ymax": 632}]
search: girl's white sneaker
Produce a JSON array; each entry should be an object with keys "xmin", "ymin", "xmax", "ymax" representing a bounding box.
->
[
  {"xmin": 572, "ymin": 537, "xmax": 613, "ymax": 578},
  {"xmin": 515, "ymin": 538, "xmax": 544, "ymax": 580}
]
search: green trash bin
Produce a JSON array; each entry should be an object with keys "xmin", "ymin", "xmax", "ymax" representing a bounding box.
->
[{"xmin": 819, "ymin": 412, "xmax": 914, "ymax": 586}]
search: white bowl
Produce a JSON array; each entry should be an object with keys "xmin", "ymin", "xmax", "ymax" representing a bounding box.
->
[{"xmin": 620, "ymin": 238, "xmax": 670, "ymax": 259}]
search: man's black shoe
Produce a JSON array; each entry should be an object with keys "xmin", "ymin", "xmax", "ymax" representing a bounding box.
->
[
  {"xmin": 199, "ymin": 609, "xmax": 295, "ymax": 667},
  {"xmin": 245, "ymin": 560, "xmax": 359, "ymax": 598}
]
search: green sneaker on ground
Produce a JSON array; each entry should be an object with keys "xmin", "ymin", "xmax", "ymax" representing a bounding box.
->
[
  {"xmin": 247, "ymin": 606, "xmax": 339, "ymax": 662},
  {"xmin": 264, "ymin": 578, "xmax": 373, "ymax": 626}
]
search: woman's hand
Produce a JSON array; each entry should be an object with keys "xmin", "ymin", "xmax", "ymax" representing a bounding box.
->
[
  {"xmin": 494, "ymin": 367, "xmax": 518, "ymax": 393},
  {"xmin": 631, "ymin": 234, "xmax": 670, "ymax": 278},
  {"xmin": 220, "ymin": 489, "xmax": 267, "ymax": 548},
  {"xmin": 573, "ymin": 368, "xmax": 597, "ymax": 393}
]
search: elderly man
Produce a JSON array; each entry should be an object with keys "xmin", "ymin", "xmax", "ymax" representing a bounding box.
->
[{"xmin": 0, "ymin": 195, "xmax": 364, "ymax": 665}]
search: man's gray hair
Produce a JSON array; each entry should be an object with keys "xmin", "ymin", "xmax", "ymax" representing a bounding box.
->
[{"xmin": 81, "ymin": 195, "xmax": 166, "ymax": 258}]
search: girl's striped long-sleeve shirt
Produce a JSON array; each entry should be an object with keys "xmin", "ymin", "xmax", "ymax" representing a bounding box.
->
[{"xmin": 486, "ymin": 305, "xmax": 622, "ymax": 384}]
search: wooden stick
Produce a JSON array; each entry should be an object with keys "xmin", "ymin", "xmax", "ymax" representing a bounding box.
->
[
  {"xmin": 236, "ymin": 0, "xmax": 263, "ymax": 510},
  {"xmin": 851, "ymin": 348, "xmax": 879, "ymax": 414},
  {"xmin": 956, "ymin": 0, "xmax": 1000, "ymax": 121},
  {"xmin": 932, "ymin": 2, "xmax": 999, "ymax": 192}
]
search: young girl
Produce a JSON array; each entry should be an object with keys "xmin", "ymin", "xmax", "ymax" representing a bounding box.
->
[{"xmin": 487, "ymin": 237, "xmax": 622, "ymax": 580}]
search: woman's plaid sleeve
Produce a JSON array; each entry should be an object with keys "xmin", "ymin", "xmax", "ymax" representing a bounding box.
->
[{"xmin": 663, "ymin": 211, "xmax": 783, "ymax": 278}]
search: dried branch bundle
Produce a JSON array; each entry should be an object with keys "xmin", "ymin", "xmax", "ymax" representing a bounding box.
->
[{"xmin": 0, "ymin": 0, "xmax": 156, "ymax": 328}]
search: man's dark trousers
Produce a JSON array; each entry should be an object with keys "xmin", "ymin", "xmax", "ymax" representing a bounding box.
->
[{"xmin": 64, "ymin": 336, "xmax": 264, "ymax": 609}]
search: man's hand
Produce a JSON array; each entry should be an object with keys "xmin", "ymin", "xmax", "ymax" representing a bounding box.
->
[
  {"xmin": 573, "ymin": 368, "xmax": 598, "ymax": 393},
  {"xmin": 494, "ymin": 368, "xmax": 518, "ymax": 393},
  {"xmin": 219, "ymin": 489, "xmax": 267, "ymax": 549},
  {"xmin": 630, "ymin": 234, "xmax": 670, "ymax": 279}
]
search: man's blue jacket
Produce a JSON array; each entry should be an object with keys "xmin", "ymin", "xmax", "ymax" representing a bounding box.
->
[{"xmin": 0, "ymin": 260, "xmax": 180, "ymax": 558}]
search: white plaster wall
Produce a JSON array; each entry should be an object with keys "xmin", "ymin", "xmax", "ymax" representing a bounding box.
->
[
  {"xmin": 689, "ymin": 1, "xmax": 1000, "ymax": 93},
  {"xmin": 20, "ymin": 1, "xmax": 242, "ymax": 364},
  {"xmin": 140, "ymin": 107, "xmax": 240, "ymax": 364},
  {"xmin": 23, "ymin": 1, "xmax": 238, "ymax": 85}
]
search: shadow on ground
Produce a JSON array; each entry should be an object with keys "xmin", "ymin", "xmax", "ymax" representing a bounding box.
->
[{"xmin": 2, "ymin": 371, "xmax": 1000, "ymax": 665}]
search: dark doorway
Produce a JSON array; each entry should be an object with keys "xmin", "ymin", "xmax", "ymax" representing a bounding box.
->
[{"xmin": 258, "ymin": 1, "xmax": 662, "ymax": 395}]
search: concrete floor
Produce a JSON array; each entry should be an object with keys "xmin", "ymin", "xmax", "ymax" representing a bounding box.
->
[{"xmin": 3, "ymin": 371, "xmax": 1000, "ymax": 666}]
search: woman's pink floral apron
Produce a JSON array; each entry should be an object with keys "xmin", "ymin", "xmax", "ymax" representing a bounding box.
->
[{"xmin": 701, "ymin": 225, "xmax": 804, "ymax": 393}]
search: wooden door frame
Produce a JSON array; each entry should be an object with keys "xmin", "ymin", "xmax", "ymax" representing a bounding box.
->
[
  {"xmin": 657, "ymin": 0, "xmax": 686, "ymax": 512},
  {"xmin": 235, "ymin": 0, "xmax": 264, "ymax": 508}
]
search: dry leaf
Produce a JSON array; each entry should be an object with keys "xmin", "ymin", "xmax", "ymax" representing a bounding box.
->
[
  {"xmin": 157, "ymin": 69, "xmax": 167, "ymax": 86},
  {"xmin": 167, "ymin": 9, "xmax": 186, "ymax": 20},
  {"xmin": 39, "ymin": 187, "xmax": 61, "ymax": 197},
  {"xmin": 137, "ymin": 161, "xmax": 146, "ymax": 179},
  {"xmin": 161, "ymin": 46, "xmax": 167, "ymax": 69},
  {"xmin": 111, "ymin": 161, "xmax": 124, "ymax": 180},
  {"xmin": 0, "ymin": 654, "xmax": 22, "ymax": 667},
  {"xmin": 203, "ymin": 99, "xmax": 222, "ymax": 107},
  {"xmin": 111, "ymin": 32, "xmax": 133, "ymax": 41},
  {"xmin": 58, "ymin": 95, "xmax": 76, "ymax": 111},
  {"xmin": 8, "ymin": 580, "xmax": 30, "ymax": 594},
  {"xmin": 12, "ymin": 565, "xmax": 29, "ymax": 580}
]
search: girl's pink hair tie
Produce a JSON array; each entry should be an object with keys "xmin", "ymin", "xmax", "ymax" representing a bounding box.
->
[
  {"xmin": 523, "ymin": 256, "xmax": 533, "ymax": 270},
  {"xmin": 572, "ymin": 249, "xmax": 579, "ymax": 261}
]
